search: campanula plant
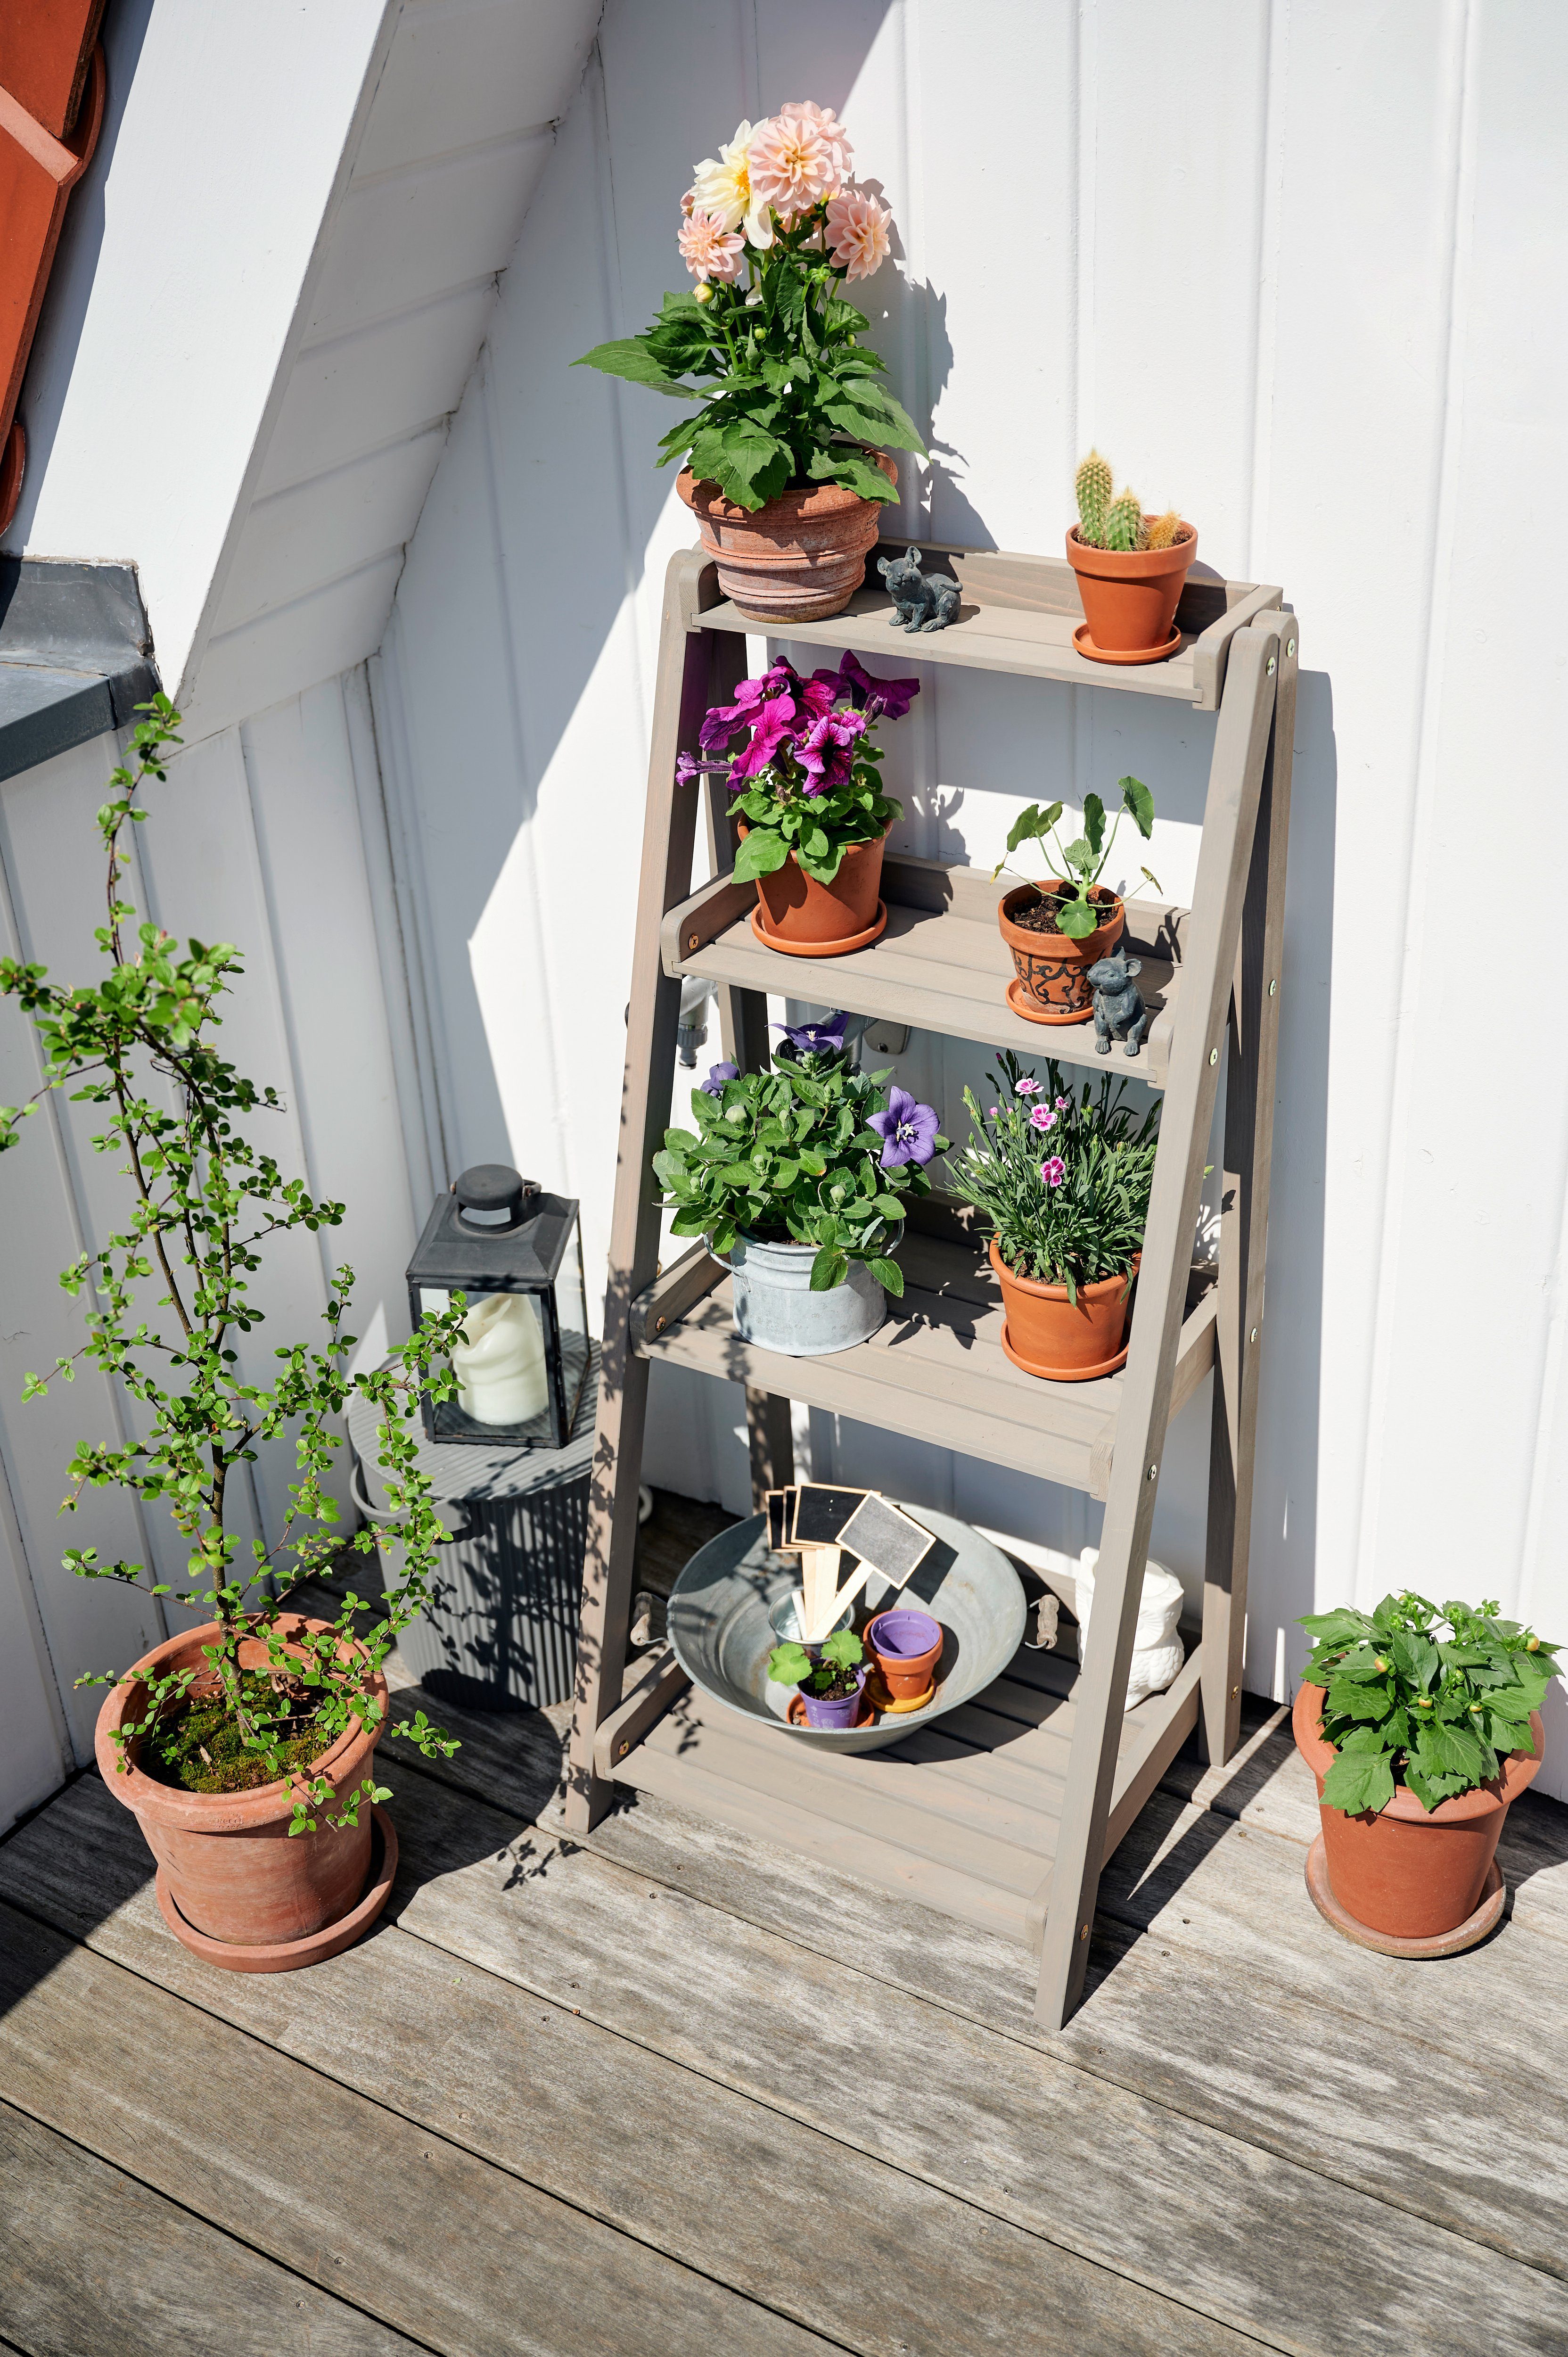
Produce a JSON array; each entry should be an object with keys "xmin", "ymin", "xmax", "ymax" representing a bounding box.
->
[
  {"xmin": 680, "ymin": 648, "xmax": 919, "ymax": 888},
  {"xmin": 655, "ymin": 1022, "xmax": 945, "ymax": 1295}
]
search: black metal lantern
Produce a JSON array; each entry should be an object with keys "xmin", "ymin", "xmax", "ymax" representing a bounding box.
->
[{"xmin": 406, "ymin": 1164, "xmax": 590, "ymax": 1450}]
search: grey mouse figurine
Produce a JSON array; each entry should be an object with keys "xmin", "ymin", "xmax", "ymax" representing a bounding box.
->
[
  {"xmin": 876, "ymin": 545, "xmax": 961, "ymax": 633},
  {"xmin": 1087, "ymin": 947, "xmax": 1150, "ymax": 1057}
]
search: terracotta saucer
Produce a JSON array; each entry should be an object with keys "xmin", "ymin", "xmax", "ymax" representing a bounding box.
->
[
  {"xmin": 1000, "ymin": 1321, "xmax": 1129, "ymax": 1384},
  {"xmin": 1005, "ymin": 975, "xmax": 1095, "ymax": 1027},
  {"xmin": 787, "ymin": 1687, "xmax": 875, "ymax": 1730},
  {"xmin": 1305, "ymin": 1835, "xmax": 1505, "ymax": 1957},
  {"xmin": 155, "ymin": 1805, "xmax": 398, "ymax": 1974},
  {"xmin": 1072, "ymin": 620, "xmax": 1183, "ymax": 666},
  {"xmin": 750, "ymin": 901, "xmax": 887, "ymax": 957},
  {"xmin": 865, "ymin": 1669, "xmax": 936, "ymax": 1716}
]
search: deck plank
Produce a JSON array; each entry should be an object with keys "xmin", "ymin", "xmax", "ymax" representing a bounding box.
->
[{"xmin": 0, "ymin": 2099, "xmax": 423, "ymax": 2357}]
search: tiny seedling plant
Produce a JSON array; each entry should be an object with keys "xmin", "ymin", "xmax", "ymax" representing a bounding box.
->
[
  {"xmin": 993, "ymin": 776, "xmax": 1159, "ymax": 939},
  {"xmin": 1300, "ymin": 1593, "xmax": 1561, "ymax": 1816},
  {"xmin": 769, "ymin": 1628, "xmax": 865, "ymax": 1698},
  {"xmin": 0, "ymin": 700, "xmax": 469, "ymax": 1835}
]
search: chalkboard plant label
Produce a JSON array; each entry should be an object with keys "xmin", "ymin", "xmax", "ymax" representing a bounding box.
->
[
  {"xmin": 769, "ymin": 1629, "xmax": 870, "ymax": 1729},
  {"xmin": 573, "ymin": 102, "xmax": 926, "ymax": 622},
  {"xmin": 946, "ymin": 1049, "xmax": 1159, "ymax": 1381},
  {"xmin": 0, "ymin": 703, "xmax": 468, "ymax": 1970},
  {"xmin": 992, "ymin": 776, "xmax": 1158, "ymax": 1024},
  {"xmin": 1293, "ymin": 1593, "xmax": 1559, "ymax": 1942},
  {"xmin": 1065, "ymin": 450, "xmax": 1197, "ymax": 662}
]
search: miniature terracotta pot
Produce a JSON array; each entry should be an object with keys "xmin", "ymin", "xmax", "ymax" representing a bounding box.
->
[
  {"xmin": 678, "ymin": 453, "xmax": 895, "ymax": 623},
  {"xmin": 991, "ymin": 1238, "xmax": 1139, "ymax": 1379},
  {"xmin": 1065, "ymin": 523, "xmax": 1196, "ymax": 657},
  {"xmin": 742, "ymin": 822, "xmax": 889, "ymax": 953},
  {"xmin": 998, "ymin": 882, "xmax": 1123, "ymax": 1021},
  {"xmin": 95, "ymin": 1615, "xmax": 388, "ymax": 1955},
  {"xmin": 1292, "ymin": 1681, "xmax": 1545, "ymax": 1940},
  {"xmin": 864, "ymin": 1608, "xmax": 943, "ymax": 1703}
]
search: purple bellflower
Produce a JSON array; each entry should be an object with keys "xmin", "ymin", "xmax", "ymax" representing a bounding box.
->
[
  {"xmin": 774, "ymin": 1010, "xmax": 849, "ymax": 1057},
  {"xmin": 699, "ymin": 1061, "xmax": 739, "ymax": 1096},
  {"xmin": 869, "ymin": 1085, "xmax": 941, "ymax": 1170}
]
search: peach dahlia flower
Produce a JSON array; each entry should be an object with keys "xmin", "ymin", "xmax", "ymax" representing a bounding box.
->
[
  {"xmin": 678, "ymin": 208, "xmax": 745, "ymax": 283},
  {"xmin": 825, "ymin": 188, "xmax": 892, "ymax": 281},
  {"xmin": 748, "ymin": 101, "xmax": 846, "ymax": 227}
]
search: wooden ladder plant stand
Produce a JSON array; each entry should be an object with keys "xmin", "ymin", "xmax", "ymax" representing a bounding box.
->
[{"xmin": 566, "ymin": 539, "xmax": 1297, "ymax": 2031}]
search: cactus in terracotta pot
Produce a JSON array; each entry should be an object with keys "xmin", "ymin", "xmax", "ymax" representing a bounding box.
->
[
  {"xmin": 1144, "ymin": 508, "xmax": 1183, "ymax": 551},
  {"xmin": 1074, "ymin": 448, "xmax": 1114, "ymax": 547},
  {"xmin": 1067, "ymin": 448, "xmax": 1196, "ymax": 659},
  {"xmin": 1104, "ymin": 487, "xmax": 1145, "ymax": 552}
]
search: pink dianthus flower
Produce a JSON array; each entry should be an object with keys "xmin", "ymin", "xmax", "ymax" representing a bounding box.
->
[
  {"xmin": 678, "ymin": 208, "xmax": 744, "ymax": 283},
  {"xmin": 1040, "ymin": 1155, "xmax": 1066, "ymax": 1188},
  {"xmin": 1028, "ymin": 1105, "xmax": 1057, "ymax": 1133},
  {"xmin": 825, "ymin": 188, "xmax": 892, "ymax": 282},
  {"xmin": 1014, "ymin": 1077, "xmax": 1042, "ymax": 1097}
]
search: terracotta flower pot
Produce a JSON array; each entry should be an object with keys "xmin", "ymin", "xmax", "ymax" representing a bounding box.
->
[
  {"xmin": 998, "ymin": 881, "xmax": 1124, "ymax": 1022},
  {"xmin": 741, "ymin": 821, "xmax": 889, "ymax": 955},
  {"xmin": 991, "ymin": 1237, "xmax": 1139, "ymax": 1380},
  {"xmin": 95, "ymin": 1614, "xmax": 389, "ymax": 1959},
  {"xmin": 678, "ymin": 452, "xmax": 896, "ymax": 623},
  {"xmin": 1292, "ymin": 1681, "xmax": 1545, "ymax": 1940},
  {"xmin": 864, "ymin": 1607, "xmax": 943, "ymax": 1703},
  {"xmin": 1065, "ymin": 523, "xmax": 1196, "ymax": 660}
]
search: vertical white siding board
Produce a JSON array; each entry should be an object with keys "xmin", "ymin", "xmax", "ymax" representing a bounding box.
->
[
  {"xmin": 0, "ymin": 1443, "xmax": 69, "ymax": 1825},
  {"xmin": 365, "ymin": 641, "xmax": 454, "ymax": 1198}
]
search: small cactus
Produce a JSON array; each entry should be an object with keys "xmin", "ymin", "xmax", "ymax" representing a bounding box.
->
[
  {"xmin": 1144, "ymin": 509, "xmax": 1183, "ymax": 551},
  {"xmin": 1075, "ymin": 449, "xmax": 1113, "ymax": 547},
  {"xmin": 1104, "ymin": 488, "xmax": 1144, "ymax": 553}
]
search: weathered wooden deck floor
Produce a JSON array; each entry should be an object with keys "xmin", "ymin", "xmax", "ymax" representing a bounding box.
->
[{"xmin": 2, "ymin": 1600, "xmax": 1566, "ymax": 2354}]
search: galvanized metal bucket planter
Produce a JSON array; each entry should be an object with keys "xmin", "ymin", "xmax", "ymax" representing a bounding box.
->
[{"xmin": 722, "ymin": 1230, "xmax": 897, "ymax": 1357}]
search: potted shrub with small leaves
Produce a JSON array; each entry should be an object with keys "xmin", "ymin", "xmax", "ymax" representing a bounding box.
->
[
  {"xmin": 574, "ymin": 102, "xmax": 925, "ymax": 623},
  {"xmin": 769, "ymin": 1628, "xmax": 870, "ymax": 1729},
  {"xmin": 946, "ymin": 1051, "xmax": 1159, "ymax": 1379},
  {"xmin": 654, "ymin": 1023, "xmax": 944, "ymax": 1357},
  {"xmin": 1293, "ymin": 1593, "xmax": 1559, "ymax": 1944},
  {"xmin": 0, "ymin": 701, "xmax": 468, "ymax": 1972},
  {"xmin": 1066, "ymin": 450, "xmax": 1196, "ymax": 662},
  {"xmin": 681, "ymin": 649, "xmax": 919, "ymax": 953},
  {"xmin": 993, "ymin": 776, "xmax": 1158, "ymax": 1023}
]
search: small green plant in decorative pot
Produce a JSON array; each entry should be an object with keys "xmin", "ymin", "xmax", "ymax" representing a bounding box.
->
[
  {"xmin": 945, "ymin": 1050, "xmax": 1159, "ymax": 1380},
  {"xmin": 1293, "ymin": 1593, "xmax": 1560, "ymax": 1942},
  {"xmin": 1065, "ymin": 448, "xmax": 1196, "ymax": 661},
  {"xmin": 768, "ymin": 1628, "xmax": 869, "ymax": 1729},
  {"xmin": 993, "ymin": 776, "xmax": 1158, "ymax": 1025},
  {"xmin": 654, "ymin": 1020, "xmax": 944, "ymax": 1358},
  {"xmin": 0, "ymin": 701, "xmax": 468, "ymax": 1970}
]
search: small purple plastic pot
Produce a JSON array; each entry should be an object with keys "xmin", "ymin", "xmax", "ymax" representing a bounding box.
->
[{"xmin": 799, "ymin": 1662, "xmax": 869, "ymax": 1729}]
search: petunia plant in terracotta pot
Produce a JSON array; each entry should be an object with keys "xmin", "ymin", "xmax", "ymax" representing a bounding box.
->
[
  {"xmin": 769, "ymin": 1628, "xmax": 870, "ymax": 1729},
  {"xmin": 573, "ymin": 101, "xmax": 925, "ymax": 622},
  {"xmin": 1066, "ymin": 450, "xmax": 1197, "ymax": 663},
  {"xmin": 946, "ymin": 1050, "xmax": 1159, "ymax": 1380},
  {"xmin": 682, "ymin": 648, "xmax": 920, "ymax": 953},
  {"xmin": 0, "ymin": 701, "xmax": 469, "ymax": 1972},
  {"xmin": 1293, "ymin": 1592, "xmax": 1559, "ymax": 1943},
  {"xmin": 993, "ymin": 776, "xmax": 1158, "ymax": 1023},
  {"xmin": 654, "ymin": 1025, "xmax": 944, "ymax": 1358}
]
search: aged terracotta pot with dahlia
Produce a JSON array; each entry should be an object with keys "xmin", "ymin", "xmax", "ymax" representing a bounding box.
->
[{"xmin": 575, "ymin": 100, "xmax": 926, "ymax": 622}]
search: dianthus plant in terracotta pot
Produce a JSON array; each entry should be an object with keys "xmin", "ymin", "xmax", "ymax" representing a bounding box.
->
[
  {"xmin": 993, "ymin": 776, "xmax": 1159, "ymax": 1023},
  {"xmin": 574, "ymin": 101, "xmax": 925, "ymax": 622},
  {"xmin": 681, "ymin": 648, "xmax": 919, "ymax": 954},
  {"xmin": 0, "ymin": 701, "xmax": 469, "ymax": 1971},
  {"xmin": 1293, "ymin": 1592, "xmax": 1559, "ymax": 1942},
  {"xmin": 654, "ymin": 1022, "xmax": 944, "ymax": 1358},
  {"xmin": 946, "ymin": 1050, "xmax": 1159, "ymax": 1380}
]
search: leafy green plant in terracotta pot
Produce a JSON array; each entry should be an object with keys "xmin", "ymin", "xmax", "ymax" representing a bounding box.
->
[
  {"xmin": 945, "ymin": 1050, "xmax": 1159, "ymax": 1380},
  {"xmin": 574, "ymin": 101, "xmax": 926, "ymax": 623},
  {"xmin": 993, "ymin": 777, "xmax": 1159, "ymax": 1024},
  {"xmin": 1293, "ymin": 1593, "xmax": 1558, "ymax": 1943},
  {"xmin": 1066, "ymin": 449, "xmax": 1196, "ymax": 662},
  {"xmin": 0, "ymin": 701, "xmax": 468, "ymax": 1972}
]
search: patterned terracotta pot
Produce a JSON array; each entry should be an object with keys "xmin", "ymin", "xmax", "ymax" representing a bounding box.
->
[
  {"xmin": 1065, "ymin": 522, "xmax": 1196, "ymax": 658},
  {"xmin": 1292, "ymin": 1681, "xmax": 1545, "ymax": 1940},
  {"xmin": 998, "ymin": 882, "xmax": 1124, "ymax": 1022},
  {"xmin": 677, "ymin": 453, "xmax": 896, "ymax": 623}
]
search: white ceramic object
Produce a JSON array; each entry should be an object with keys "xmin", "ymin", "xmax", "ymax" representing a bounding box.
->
[
  {"xmin": 1074, "ymin": 1545, "xmax": 1185, "ymax": 1709},
  {"xmin": 451, "ymin": 1294, "xmax": 549, "ymax": 1424}
]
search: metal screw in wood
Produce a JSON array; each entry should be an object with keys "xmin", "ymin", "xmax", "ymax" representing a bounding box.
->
[{"xmin": 1209, "ymin": 1047, "xmax": 1218, "ymax": 1065}]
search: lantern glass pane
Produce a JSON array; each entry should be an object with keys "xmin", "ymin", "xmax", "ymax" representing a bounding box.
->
[{"xmin": 552, "ymin": 1211, "xmax": 591, "ymax": 1436}]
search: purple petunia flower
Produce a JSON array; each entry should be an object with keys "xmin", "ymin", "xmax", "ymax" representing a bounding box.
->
[
  {"xmin": 774, "ymin": 1011, "xmax": 849, "ymax": 1056},
  {"xmin": 869, "ymin": 1085, "xmax": 941, "ymax": 1170},
  {"xmin": 727, "ymin": 694, "xmax": 800, "ymax": 781},
  {"xmin": 1040, "ymin": 1155, "xmax": 1066, "ymax": 1188},
  {"xmin": 700, "ymin": 1061, "xmax": 739, "ymax": 1096},
  {"xmin": 796, "ymin": 707, "xmax": 867, "ymax": 796},
  {"xmin": 1014, "ymin": 1077, "xmax": 1042, "ymax": 1097},
  {"xmin": 1028, "ymin": 1104, "xmax": 1057, "ymax": 1132},
  {"xmin": 824, "ymin": 649, "xmax": 921, "ymax": 721}
]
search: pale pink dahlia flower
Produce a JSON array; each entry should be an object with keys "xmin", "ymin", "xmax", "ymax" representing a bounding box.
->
[
  {"xmin": 825, "ymin": 188, "xmax": 892, "ymax": 281},
  {"xmin": 749, "ymin": 104, "xmax": 843, "ymax": 227},
  {"xmin": 678, "ymin": 208, "xmax": 745, "ymax": 283},
  {"xmin": 776, "ymin": 99, "xmax": 854, "ymax": 185}
]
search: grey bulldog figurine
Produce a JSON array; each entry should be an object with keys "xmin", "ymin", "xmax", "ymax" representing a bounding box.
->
[
  {"xmin": 877, "ymin": 545, "xmax": 961, "ymax": 633},
  {"xmin": 1087, "ymin": 947, "xmax": 1151, "ymax": 1057}
]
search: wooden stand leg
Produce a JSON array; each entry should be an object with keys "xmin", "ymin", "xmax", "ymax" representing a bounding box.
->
[
  {"xmin": 1201, "ymin": 617, "xmax": 1298, "ymax": 1765},
  {"xmin": 1033, "ymin": 625, "xmax": 1281, "ymax": 2030}
]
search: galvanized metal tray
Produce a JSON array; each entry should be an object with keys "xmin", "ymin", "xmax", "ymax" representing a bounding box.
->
[{"xmin": 666, "ymin": 1503, "xmax": 1026, "ymax": 1754}]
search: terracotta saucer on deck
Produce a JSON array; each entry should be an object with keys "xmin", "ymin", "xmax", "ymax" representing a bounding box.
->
[
  {"xmin": 750, "ymin": 902, "xmax": 888, "ymax": 957},
  {"xmin": 1000, "ymin": 1321, "xmax": 1129, "ymax": 1384},
  {"xmin": 155, "ymin": 1807, "xmax": 398, "ymax": 1974},
  {"xmin": 1304, "ymin": 1836, "xmax": 1505, "ymax": 1957},
  {"xmin": 1005, "ymin": 976, "xmax": 1096, "ymax": 1027}
]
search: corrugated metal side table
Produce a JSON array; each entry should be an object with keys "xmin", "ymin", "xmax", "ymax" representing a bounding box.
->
[{"xmin": 348, "ymin": 1345, "xmax": 597, "ymax": 1711}]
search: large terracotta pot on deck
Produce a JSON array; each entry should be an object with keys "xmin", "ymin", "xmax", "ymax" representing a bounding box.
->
[
  {"xmin": 678, "ymin": 452, "xmax": 895, "ymax": 623},
  {"xmin": 741, "ymin": 822, "xmax": 890, "ymax": 956},
  {"xmin": 95, "ymin": 1614, "xmax": 391, "ymax": 1970},
  {"xmin": 1292, "ymin": 1681, "xmax": 1544, "ymax": 1940},
  {"xmin": 1065, "ymin": 522, "xmax": 1196, "ymax": 660},
  {"xmin": 991, "ymin": 1239, "xmax": 1139, "ymax": 1381},
  {"xmin": 998, "ymin": 881, "xmax": 1123, "ymax": 1022}
]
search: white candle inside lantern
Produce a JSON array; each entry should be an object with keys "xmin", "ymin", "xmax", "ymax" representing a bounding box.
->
[{"xmin": 451, "ymin": 1294, "xmax": 549, "ymax": 1426}]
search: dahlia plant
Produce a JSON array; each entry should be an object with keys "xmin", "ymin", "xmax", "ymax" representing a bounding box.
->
[
  {"xmin": 679, "ymin": 648, "xmax": 919, "ymax": 887},
  {"xmin": 574, "ymin": 100, "xmax": 924, "ymax": 510},
  {"xmin": 946, "ymin": 1051, "xmax": 1160, "ymax": 1301}
]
